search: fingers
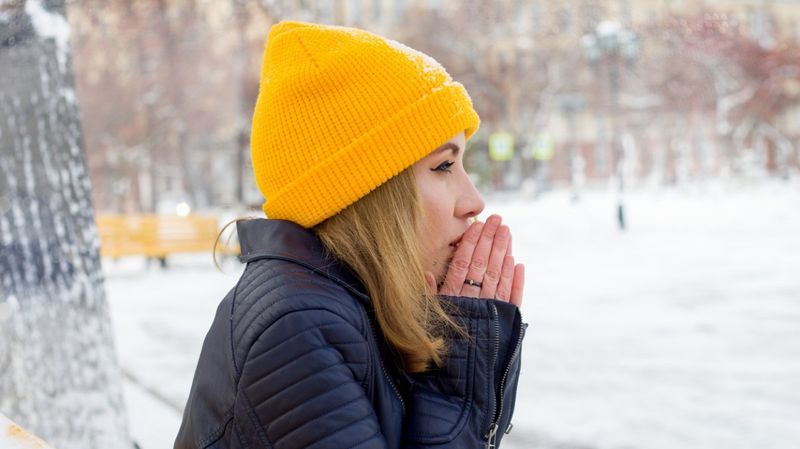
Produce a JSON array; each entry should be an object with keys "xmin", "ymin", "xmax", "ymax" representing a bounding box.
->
[
  {"xmin": 438, "ymin": 214, "xmax": 524, "ymax": 308},
  {"xmin": 494, "ymin": 255, "xmax": 515, "ymax": 302},
  {"xmin": 439, "ymin": 221, "xmax": 483, "ymax": 296},
  {"xmin": 424, "ymin": 272, "xmax": 437, "ymax": 294},
  {"xmin": 479, "ymin": 225, "xmax": 510, "ymax": 299},
  {"xmin": 510, "ymin": 264, "xmax": 525, "ymax": 307},
  {"xmin": 461, "ymin": 215, "xmax": 501, "ymax": 296}
]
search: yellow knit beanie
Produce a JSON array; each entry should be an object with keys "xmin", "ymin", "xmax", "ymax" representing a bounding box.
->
[{"xmin": 250, "ymin": 21, "xmax": 480, "ymax": 228}]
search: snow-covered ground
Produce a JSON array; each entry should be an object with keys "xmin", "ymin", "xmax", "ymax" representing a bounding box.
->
[{"xmin": 105, "ymin": 180, "xmax": 800, "ymax": 449}]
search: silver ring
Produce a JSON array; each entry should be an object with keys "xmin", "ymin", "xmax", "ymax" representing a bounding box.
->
[{"xmin": 464, "ymin": 279, "xmax": 483, "ymax": 288}]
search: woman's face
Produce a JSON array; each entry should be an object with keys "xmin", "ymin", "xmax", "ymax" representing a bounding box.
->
[{"xmin": 412, "ymin": 131, "xmax": 485, "ymax": 282}]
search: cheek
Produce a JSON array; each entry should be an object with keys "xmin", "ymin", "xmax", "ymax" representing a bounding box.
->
[
  {"xmin": 418, "ymin": 187, "xmax": 455, "ymax": 277},
  {"xmin": 418, "ymin": 187, "xmax": 450, "ymax": 235}
]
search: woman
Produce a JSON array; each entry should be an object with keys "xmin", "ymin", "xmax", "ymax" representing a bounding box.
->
[{"xmin": 176, "ymin": 21, "xmax": 526, "ymax": 449}]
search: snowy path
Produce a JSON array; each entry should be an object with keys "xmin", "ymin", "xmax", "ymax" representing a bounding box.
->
[{"xmin": 105, "ymin": 182, "xmax": 800, "ymax": 449}]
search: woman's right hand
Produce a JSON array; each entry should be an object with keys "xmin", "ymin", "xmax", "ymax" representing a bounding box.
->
[{"xmin": 429, "ymin": 214, "xmax": 525, "ymax": 307}]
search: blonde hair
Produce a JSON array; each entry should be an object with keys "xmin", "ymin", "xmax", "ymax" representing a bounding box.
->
[
  {"xmin": 214, "ymin": 169, "xmax": 460, "ymax": 373},
  {"xmin": 315, "ymin": 168, "xmax": 462, "ymax": 373}
]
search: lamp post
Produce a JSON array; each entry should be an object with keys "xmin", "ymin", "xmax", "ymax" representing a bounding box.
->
[
  {"xmin": 557, "ymin": 93, "xmax": 586, "ymax": 202},
  {"xmin": 581, "ymin": 21, "xmax": 639, "ymax": 230}
]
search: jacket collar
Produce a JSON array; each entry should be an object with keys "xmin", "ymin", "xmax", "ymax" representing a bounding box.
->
[{"xmin": 236, "ymin": 218, "xmax": 369, "ymax": 302}]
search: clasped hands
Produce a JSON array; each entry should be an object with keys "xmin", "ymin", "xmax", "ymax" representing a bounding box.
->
[{"xmin": 426, "ymin": 215, "xmax": 525, "ymax": 307}]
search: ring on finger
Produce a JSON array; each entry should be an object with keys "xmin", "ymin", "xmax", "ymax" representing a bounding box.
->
[{"xmin": 464, "ymin": 279, "xmax": 483, "ymax": 288}]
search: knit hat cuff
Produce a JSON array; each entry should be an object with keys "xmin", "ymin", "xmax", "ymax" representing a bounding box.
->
[{"xmin": 263, "ymin": 82, "xmax": 480, "ymax": 228}]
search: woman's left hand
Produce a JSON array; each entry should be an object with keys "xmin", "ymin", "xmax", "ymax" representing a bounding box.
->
[{"xmin": 427, "ymin": 214, "xmax": 525, "ymax": 307}]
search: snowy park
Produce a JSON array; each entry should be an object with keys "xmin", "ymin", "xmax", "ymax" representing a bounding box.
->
[
  {"xmin": 106, "ymin": 181, "xmax": 800, "ymax": 449},
  {"xmin": 5, "ymin": 1, "xmax": 800, "ymax": 447}
]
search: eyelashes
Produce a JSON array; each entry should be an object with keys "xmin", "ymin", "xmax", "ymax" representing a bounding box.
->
[{"xmin": 430, "ymin": 160, "xmax": 454, "ymax": 173}]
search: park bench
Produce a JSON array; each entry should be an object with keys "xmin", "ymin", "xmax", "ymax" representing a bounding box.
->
[
  {"xmin": 1, "ymin": 413, "xmax": 57, "ymax": 449},
  {"xmin": 96, "ymin": 214, "xmax": 239, "ymax": 266}
]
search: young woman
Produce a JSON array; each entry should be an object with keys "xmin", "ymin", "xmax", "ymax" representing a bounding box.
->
[{"xmin": 175, "ymin": 21, "xmax": 526, "ymax": 449}]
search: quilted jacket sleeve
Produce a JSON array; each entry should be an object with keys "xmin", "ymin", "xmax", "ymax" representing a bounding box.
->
[
  {"xmin": 235, "ymin": 307, "xmax": 388, "ymax": 449},
  {"xmin": 401, "ymin": 296, "xmax": 526, "ymax": 449}
]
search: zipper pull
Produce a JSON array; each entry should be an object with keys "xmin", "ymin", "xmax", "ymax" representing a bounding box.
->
[{"xmin": 485, "ymin": 423, "xmax": 499, "ymax": 449}]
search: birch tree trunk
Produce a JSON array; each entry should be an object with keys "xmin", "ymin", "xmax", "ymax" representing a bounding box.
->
[{"xmin": 0, "ymin": 1, "xmax": 130, "ymax": 448}]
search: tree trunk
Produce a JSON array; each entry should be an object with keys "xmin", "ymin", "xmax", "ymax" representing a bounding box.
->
[{"xmin": 0, "ymin": 1, "xmax": 130, "ymax": 448}]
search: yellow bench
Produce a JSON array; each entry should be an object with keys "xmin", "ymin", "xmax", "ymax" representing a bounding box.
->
[
  {"xmin": 1, "ymin": 413, "xmax": 57, "ymax": 449},
  {"xmin": 96, "ymin": 214, "xmax": 239, "ymax": 264}
]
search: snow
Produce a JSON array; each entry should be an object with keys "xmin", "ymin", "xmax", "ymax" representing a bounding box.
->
[
  {"xmin": 24, "ymin": 0, "xmax": 71, "ymax": 72},
  {"xmin": 59, "ymin": 87, "xmax": 77, "ymax": 106},
  {"xmin": 105, "ymin": 180, "xmax": 800, "ymax": 449},
  {"xmin": 0, "ymin": 294, "xmax": 17, "ymax": 324},
  {"xmin": 385, "ymin": 38, "xmax": 445, "ymax": 78}
]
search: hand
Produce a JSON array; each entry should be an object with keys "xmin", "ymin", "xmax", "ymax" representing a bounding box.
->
[{"xmin": 426, "ymin": 214, "xmax": 525, "ymax": 307}]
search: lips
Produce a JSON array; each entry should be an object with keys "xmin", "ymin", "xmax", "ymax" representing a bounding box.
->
[{"xmin": 449, "ymin": 236, "xmax": 463, "ymax": 248}]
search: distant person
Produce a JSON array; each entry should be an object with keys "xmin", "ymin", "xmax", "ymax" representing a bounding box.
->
[{"xmin": 175, "ymin": 21, "xmax": 526, "ymax": 449}]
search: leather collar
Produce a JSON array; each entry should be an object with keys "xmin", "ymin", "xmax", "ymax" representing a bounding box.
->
[{"xmin": 236, "ymin": 218, "xmax": 369, "ymax": 301}]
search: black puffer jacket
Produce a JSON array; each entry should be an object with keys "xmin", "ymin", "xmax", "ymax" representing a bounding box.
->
[{"xmin": 175, "ymin": 219, "xmax": 525, "ymax": 449}]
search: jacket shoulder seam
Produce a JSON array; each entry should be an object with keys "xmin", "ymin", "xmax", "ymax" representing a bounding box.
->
[
  {"xmin": 237, "ymin": 383, "xmax": 273, "ymax": 448},
  {"xmin": 238, "ymin": 305, "xmax": 370, "ymax": 387},
  {"xmin": 239, "ymin": 286, "xmax": 365, "ymax": 344},
  {"xmin": 236, "ymin": 308, "xmax": 372, "ymax": 446},
  {"xmin": 248, "ymin": 306, "xmax": 368, "ymax": 357},
  {"xmin": 197, "ymin": 406, "xmax": 234, "ymax": 448},
  {"xmin": 230, "ymin": 262, "xmax": 252, "ymax": 377}
]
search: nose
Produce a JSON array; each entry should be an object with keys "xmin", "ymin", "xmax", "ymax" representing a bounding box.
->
[{"xmin": 455, "ymin": 172, "xmax": 485, "ymax": 219}]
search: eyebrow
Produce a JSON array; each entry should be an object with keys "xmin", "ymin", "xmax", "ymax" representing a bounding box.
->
[{"xmin": 433, "ymin": 142, "xmax": 460, "ymax": 155}]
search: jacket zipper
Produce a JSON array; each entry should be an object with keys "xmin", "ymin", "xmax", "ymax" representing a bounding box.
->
[
  {"xmin": 484, "ymin": 303, "xmax": 500, "ymax": 448},
  {"xmin": 485, "ymin": 422, "xmax": 499, "ymax": 449},
  {"xmin": 366, "ymin": 315, "xmax": 406, "ymax": 414},
  {"xmin": 485, "ymin": 303, "xmax": 525, "ymax": 449}
]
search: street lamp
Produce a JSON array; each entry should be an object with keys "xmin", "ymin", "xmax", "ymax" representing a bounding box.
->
[
  {"xmin": 556, "ymin": 93, "xmax": 586, "ymax": 202},
  {"xmin": 581, "ymin": 20, "xmax": 639, "ymax": 230}
]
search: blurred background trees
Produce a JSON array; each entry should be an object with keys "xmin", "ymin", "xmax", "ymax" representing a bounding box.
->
[
  {"xmin": 63, "ymin": 0, "xmax": 800, "ymax": 213},
  {"xmin": 4, "ymin": 2, "xmax": 796, "ymax": 446}
]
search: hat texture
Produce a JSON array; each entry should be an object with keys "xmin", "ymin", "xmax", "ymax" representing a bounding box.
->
[{"xmin": 250, "ymin": 21, "xmax": 480, "ymax": 228}]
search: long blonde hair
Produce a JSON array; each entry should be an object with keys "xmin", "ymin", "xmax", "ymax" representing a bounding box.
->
[{"xmin": 314, "ymin": 168, "xmax": 461, "ymax": 373}]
